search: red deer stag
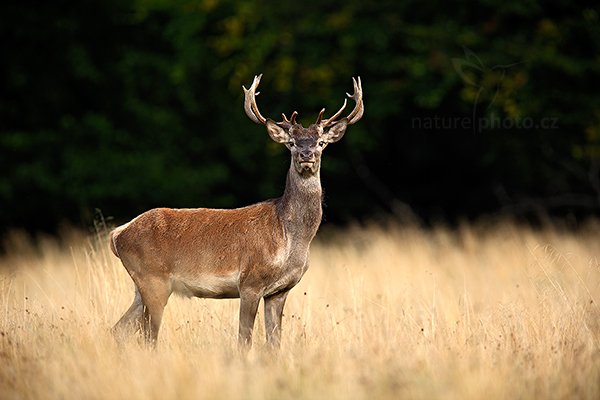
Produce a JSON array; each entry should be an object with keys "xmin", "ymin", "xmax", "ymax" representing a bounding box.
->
[{"xmin": 110, "ymin": 74, "xmax": 364, "ymax": 349}]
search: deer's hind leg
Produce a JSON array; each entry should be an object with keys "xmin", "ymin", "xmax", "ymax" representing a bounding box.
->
[
  {"xmin": 137, "ymin": 274, "xmax": 172, "ymax": 346},
  {"xmin": 112, "ymin": 286, "xmax": 144, "ymax": 342}
]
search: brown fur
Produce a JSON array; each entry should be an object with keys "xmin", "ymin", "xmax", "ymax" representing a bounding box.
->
[
  {"xmin": 111, "ymin": 75, "xmax": 362, "ymax": 350},
  {"xmin": 112, "ymin": 204, "xmax": 284, "ymax": 281}
]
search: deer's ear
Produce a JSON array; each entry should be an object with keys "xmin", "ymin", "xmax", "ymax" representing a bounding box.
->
[
  {"xmin": 266, "ymin": 119, "xmax": 291, "ymax": 143},
  {"xmin": 323, "ymin": 119, "xmax": 348, "ymax": 143}
]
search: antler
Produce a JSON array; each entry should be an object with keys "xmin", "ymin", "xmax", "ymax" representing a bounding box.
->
[
  {"xmin": 316, "ymin": 99, "xmax": 347, "ymax": 126},
  {"xmin": 316, "ymin": 76, "xmax": 364, "ymax": 127},
  {"xmin": 281, "ymin": 111, "xmax": 298, "ymax": 126},
  {"xmin": 243, "ymin": 74, "xmax": 299, "ymax": 128},
  {"xmin": 345, "ymin": 77, "xmax": 364, "ymax": 124},
  {"xmin": 243, "ymin": 74, "xmax": 267, "ymax": 125}
]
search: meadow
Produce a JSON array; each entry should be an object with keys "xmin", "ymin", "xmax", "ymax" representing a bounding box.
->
[{"xmin": 1, "ymin": 220, "xmax": 599, "ymax": 399}]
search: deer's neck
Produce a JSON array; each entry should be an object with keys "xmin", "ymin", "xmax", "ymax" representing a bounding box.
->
[{"xmin": 278, "ymin": 162, "xmax": 323, "ymax": 242}]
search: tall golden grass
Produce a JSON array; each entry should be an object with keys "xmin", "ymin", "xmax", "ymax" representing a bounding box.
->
[{"xmin": 1, "ymin": 220, "xmax": 599, "ymax": 399}]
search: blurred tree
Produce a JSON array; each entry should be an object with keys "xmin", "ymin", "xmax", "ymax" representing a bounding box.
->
[{"xmin": 0, "ymin": 0, "xmax": 599, "ymax": 235}]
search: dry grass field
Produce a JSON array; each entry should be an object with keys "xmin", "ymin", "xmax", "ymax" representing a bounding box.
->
[{"xmin": 1, "ymin": 220, "xmax": 599, "ymax": 399}]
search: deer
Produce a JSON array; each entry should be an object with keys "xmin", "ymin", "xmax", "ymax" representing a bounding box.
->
[{"xmin": 109, "ymin": 74, "xmax": 364, "ymax": 350}]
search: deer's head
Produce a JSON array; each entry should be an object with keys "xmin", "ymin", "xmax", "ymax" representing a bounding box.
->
[{"xmin": 243, "ymin": 75, "xmax": 364, "ymax": 176}]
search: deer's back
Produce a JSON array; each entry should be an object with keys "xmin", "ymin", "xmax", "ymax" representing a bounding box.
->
[{"xmin": 111, "ymin": 203, "xmax": 286, "ymax": 284}]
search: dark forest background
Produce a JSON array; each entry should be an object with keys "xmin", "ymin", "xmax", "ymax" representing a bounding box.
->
[{"xmin": 1, "ymin": 0, "xmax": 600, "ymax": 235}]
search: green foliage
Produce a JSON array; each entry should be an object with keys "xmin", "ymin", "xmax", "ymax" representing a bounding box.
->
[{"xmin": 1, "ymin": 0, "xmax": 599, "ymax": 232}]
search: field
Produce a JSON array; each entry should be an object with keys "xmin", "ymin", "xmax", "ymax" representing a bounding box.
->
[{"xmin": 1, "ymin": 221, "xmax": 599, "ymax": 399}]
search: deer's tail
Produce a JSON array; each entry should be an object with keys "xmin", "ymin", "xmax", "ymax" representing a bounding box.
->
[{"xmin": 109, "ymin": 224, "xmax": 129, "ymax": 259}]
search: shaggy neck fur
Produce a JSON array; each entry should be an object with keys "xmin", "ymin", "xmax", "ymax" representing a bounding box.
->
[{"xmin": 277, "ymin": 160, "xmax": 323, "ymax": 242}]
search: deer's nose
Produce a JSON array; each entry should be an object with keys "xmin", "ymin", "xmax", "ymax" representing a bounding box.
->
[{"xmin": 299, "ymin": 150, "xmax": 315, "ymax": 161}]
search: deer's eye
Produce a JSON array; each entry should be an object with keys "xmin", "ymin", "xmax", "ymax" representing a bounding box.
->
[
  {"xmin": 288, "ymin": 141, "xmax": 295, "ymax": 147},
  {"xmin": 318, "ymin": 141, "xmax": 325, "ymax": 147}
]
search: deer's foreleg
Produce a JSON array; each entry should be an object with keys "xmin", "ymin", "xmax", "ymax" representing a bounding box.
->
[
  {"xmin": 264, "ymin": 290, "xmax": 289, "ymax": 349},
  {"xmin": 238, "ymin": 289, "xmax": 262, "ymax": 352}
]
